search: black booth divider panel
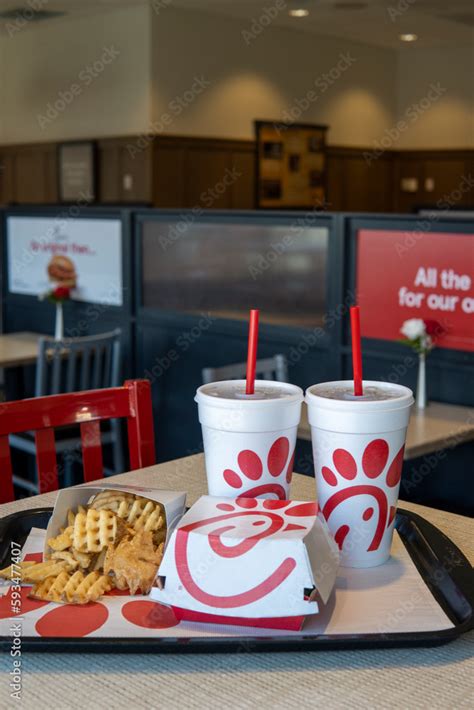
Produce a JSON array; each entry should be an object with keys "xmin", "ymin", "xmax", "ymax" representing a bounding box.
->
[
  {"xmin": 136, "ymin": 312, "xmax": 340, "ymax": 463},
  {"xmin": 1, "ymin": 207, "xmax": 473, "ymax": 513},
  {"xmin": 134, "ymin": 210, "xmax": 346, "ymax": 462}
]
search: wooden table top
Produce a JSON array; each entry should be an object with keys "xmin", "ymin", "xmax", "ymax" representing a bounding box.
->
[
  {"xmin": 0, "ymin": 331, "xmax": 41, "ymax": 368},
  {"xmin": 1, "ymin": 453, "xmax": 471, "ymax": 563},
  {"xmin": 298, "ymin": 400, "xmax": 474, "ymax": 459},
  {"xmin": 0, "ymin": 454, "xmax": 472, "ymax": 709}
]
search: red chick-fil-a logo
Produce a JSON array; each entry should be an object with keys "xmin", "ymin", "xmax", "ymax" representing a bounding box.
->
[
  {"xmin": 320, "ymin": 439, "xmax": 404, "ymax": 552},
  {"xmin": 222, "ymin": 436, "xmax": 295, "ymax": 499},
  {"xmin": 175, "ymin": 498, "xmax": 317, "ymax": 608}
]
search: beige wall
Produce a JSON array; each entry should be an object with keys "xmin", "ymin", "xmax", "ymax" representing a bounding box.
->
[
  {"xmin": 0, "ymin": 5, "xmax": 151, "ymax": 144},
  {"xmin": 151, "ymin": 8, "xmax": 398, "ymax": 147},
  {"xmin": 1, "ymin": 5, "xmax": 472, "ymax": 150},
  {"xmin": 396, "ymin": 46, "xmax": 474, "ymax": 149},
  {"xmin": 0, "ymin": 35, "xmax": 5, "ymax": 142}
]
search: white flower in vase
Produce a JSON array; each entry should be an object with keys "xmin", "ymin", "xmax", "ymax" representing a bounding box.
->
[
  {"xmin": 399, "ymin": 318, "xmax": 445, "ymax": 411},
  {"xmin": 400, "ymin": 318, "xmax": 426, "ymax": 340}
]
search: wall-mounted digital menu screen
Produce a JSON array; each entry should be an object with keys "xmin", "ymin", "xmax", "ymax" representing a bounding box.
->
[
  {"xmin": 7, "ymin": 216, "xmax": 123, "ymax": 306},
  {"xmin": 141, "ymin": 219, "xmax": 329, "ymax": 328}
]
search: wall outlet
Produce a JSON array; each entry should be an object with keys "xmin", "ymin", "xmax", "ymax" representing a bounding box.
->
[
  {"xmin": 400, "ymin": 177, "xmax": 418, "ymax": 193},
  {"xmin": 123, "ymin": 174, "xmax": 133, "ymax": 191}
]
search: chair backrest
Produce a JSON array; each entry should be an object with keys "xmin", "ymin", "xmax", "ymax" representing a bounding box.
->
[
  {"xmin": 35, "ymin": 329, "xmax": 121, "ymax": 397},
  {"xmin": 202, "ymin": 354, "xmax": 288, "ymax": 384},
  {"xmin": 0, "ymin": 380, "xmax": 155, "ymax": 503}
]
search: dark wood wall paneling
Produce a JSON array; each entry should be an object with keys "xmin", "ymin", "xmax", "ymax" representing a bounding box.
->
[
  {"xmin": 0, "ymin": 143, "xmax": 58, "ymax": 204},
  {"xmin": 1, "ymin": 136, "xmax": 473, "ymax": 213},
  {"xmin": 97, "ymin": 137, "xmax": 153, "ymax": 204},
  {"xmin": 0, "ymin": 138, "xmax": 153, "ymax": 206},
  {"xmin": 136, "ymin": 312, "xmax": 339, "ymax": 463},
  {"xmin": 326, "ymin": 146, "xmax": 394, "ymax": 212},
  {"xmin": 152, "ymin": 136, "xmax": 256, "ymax": 209},
  {"xmin": 392, "ymin": 150, "xmax": 474, "ymax": 213}
]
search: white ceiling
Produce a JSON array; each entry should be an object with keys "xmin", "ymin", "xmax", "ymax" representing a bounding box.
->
[
  {"xmin": 174, "ymin": 0, "xmax": 474, "ymax": 49},
  {"xmin": 0, "ymin": 0, "xmax": 473, "ymax": 48}
]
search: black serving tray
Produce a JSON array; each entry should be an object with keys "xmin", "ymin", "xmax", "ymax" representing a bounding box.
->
[{"xmin": 0, "ymin": 506, "xmax": 472, "ymax": 653}]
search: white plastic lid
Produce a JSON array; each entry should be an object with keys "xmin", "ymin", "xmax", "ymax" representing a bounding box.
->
[
  {"xmin": 305, "ymin": 380, "xmax": 414, "ymax": 412},
  {"xmin": 195, "ymin": 380, "xmax": 304, "ymax": 409},
  {"xmin": 305, "ymin": 380, "xmax": 414, "ymax": 434},
  {"xmin": 195, "ymin": 380, "xmax": 304, "ymax": 432}
]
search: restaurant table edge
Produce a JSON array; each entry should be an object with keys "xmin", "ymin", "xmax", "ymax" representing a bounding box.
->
[
  {"xmin": 297, "ymin": 401, "xmax": 474, "ymax": 461},
  {"xmin": 1, "ymin": 454, "xmax": 472, "ymax": 565}
]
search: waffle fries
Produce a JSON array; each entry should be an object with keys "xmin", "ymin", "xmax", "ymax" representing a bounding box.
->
[
  {"xmin": 0, "ymin": 561, "xmax": 36, "ymax": 581},
  {"xmin": 90, "ymin": 492, "xmax": 165, "ymax": 535},
  {"xmin": 47, "ymin": 526, "xmax": 73, "ymax": 551},
  {"xmin": 0, "ymin": 559, "xmax": 73, "ymax": 583},
  {"xmin": 72, "ymin": 508, "xmax": 127, "ymax": 553},
  {"xmin": 71, "ymin": 549, "xmax": 93, "ymax": 569},
  {"xmin": 89, "ymin": 490, "xmax": 135, "ymax": 516},
  {"xmin": 30, "ymin": 570, "xmax": 114, "ymax": 604},
  {"xmin": 50, "ymin": 551, "xmax": 80, "ymax": 568},
  {"xmin": 1, "ymin": 490, "xmax": 168, "ymax": 606}
]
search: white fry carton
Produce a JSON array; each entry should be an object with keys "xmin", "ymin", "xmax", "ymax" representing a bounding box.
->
[
  {"xmin": 44, "ymin": 482, "xmax": 186, "ymax": 559},
  {"xmin": 151, "ymin": 495, "xmax": 340, "ymax": 625}
]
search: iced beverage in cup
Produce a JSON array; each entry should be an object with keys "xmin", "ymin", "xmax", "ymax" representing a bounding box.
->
[
  {"xmin": 305, "ymin": 380, "xmax": 413, "ymax": 568},
  {"xmin": 195, "ymin": 380, "xmax": 304, "ymax": 499}
]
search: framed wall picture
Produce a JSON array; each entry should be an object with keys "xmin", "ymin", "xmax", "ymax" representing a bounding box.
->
[
  {"xmin": 255, "ymin": 121, "xmax": 328, "ymax": 209},
  {"xmin": 58, "ymin": 141, "xmax": 96, "ymax": 202}
]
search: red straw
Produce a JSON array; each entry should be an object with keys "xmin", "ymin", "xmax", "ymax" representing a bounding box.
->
[
  {"xmin": 246, "ymin": 309, "xmax": 259, "ymax": 394},
  {"xmin": 350, "ymin": 306, "xmax": 363, "ymax": 396}
]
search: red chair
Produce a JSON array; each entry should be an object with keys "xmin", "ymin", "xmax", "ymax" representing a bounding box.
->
[{"xmin": 0, "ymin": 380, "xmax": 156, "ymax": 504}]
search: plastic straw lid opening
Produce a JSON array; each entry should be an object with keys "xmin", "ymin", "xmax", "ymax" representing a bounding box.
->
[
  {"xmin": 196, "ymin": 380, "xmax": 304, "ymax": 406},
  {"xmin": 305, "ymin": 381, "xmax": 414, "ymax": 409}
]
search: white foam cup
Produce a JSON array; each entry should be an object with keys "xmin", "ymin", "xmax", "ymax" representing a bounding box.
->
[
  {"xmin": 195, "ymin": 380, "xmax": 304, "ymax": 499},
  {"xmin": 305, "ymin": 380, "xmax": 414, "ymax": 567}
]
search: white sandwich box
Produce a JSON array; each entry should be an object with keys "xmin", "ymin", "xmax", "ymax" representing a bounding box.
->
[{"xmin": 151, "ymin": 495, "xmax": 340, "ymax": 630}]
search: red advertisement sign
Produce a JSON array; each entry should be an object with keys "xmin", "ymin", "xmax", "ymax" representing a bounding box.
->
[{"xmin": 356, "ymin": 229, "xmax": 474, "ymax": 352}]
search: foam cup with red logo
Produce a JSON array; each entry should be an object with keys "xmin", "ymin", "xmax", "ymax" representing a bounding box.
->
[
  {"xmin": 305, "ymin": 380, "xmax": 414, "ymax": 568},
  {"xmin": 195, "ymin": 380, "xmax": 304, "ymax": 500},
  {"xmin": 151, "ymin": 494, "xmax": 340, "ymax": 629}
]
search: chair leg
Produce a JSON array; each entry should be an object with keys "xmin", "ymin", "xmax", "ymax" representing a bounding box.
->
[
  {"xmin": 27, "ymin": 451, "xmax": 39, "ymax": 495},
  {"xmin": 111, "ymin": 419, "xmax": 125, "ymax": 474},
  {"xmin": 61, "ymin": 442, "xmax": 81, "ymax": 487},
  {"xmin": 63, "ymin": 450, "xmax": 75, "ymax": 488}
]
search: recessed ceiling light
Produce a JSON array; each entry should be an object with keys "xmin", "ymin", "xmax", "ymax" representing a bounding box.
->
[
  {"xmin": 399, "ymin": 33, "xmax": 418, "ymax": 42},
  {"xmin": 289, "ymin": 9, "xmax": 309, "ymax": 17}
]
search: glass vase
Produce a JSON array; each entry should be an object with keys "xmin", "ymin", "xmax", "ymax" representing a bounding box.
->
[
  {"xmin": 416, "ymin": 352, "xmax": 427, "ymax": 410},
  {"xmin": 54, "ymin": 302, "xmax": 64, "ymax": 341}
]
